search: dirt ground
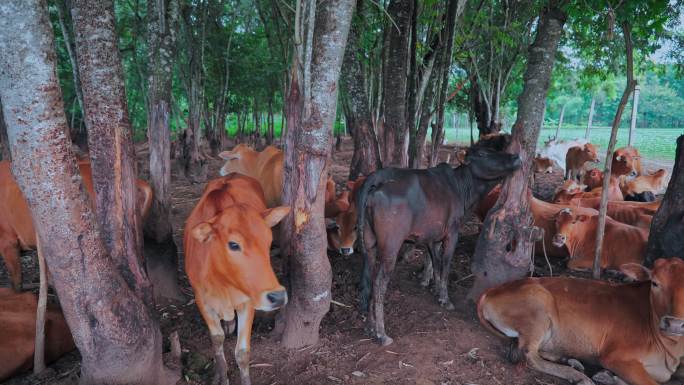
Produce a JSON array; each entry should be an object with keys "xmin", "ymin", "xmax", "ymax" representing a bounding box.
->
[{"xmin": 1, "ymin": 137, "xmax": 679, "ymax": 385}]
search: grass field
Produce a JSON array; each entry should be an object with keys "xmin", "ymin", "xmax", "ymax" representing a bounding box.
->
[{"xmin": 444, "ymin": 125, "xmax": 683, "ymax": 162}]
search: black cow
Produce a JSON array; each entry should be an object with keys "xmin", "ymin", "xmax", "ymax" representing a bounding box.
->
[{"xmin": 356, "ymin": 136, "xmax": 521, "ymax": 345}]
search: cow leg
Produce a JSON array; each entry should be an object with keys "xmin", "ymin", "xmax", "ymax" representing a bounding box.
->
[
  {"xmin": 420, "ymin": 244, "xmax": 435, "ymax": 288},
  {"xmin": 235, "ymin": 305, "xmax": 255, "ymax": 385},
  {"xmin": 206, "ymin": 318, "xmax": 229, "ymax": 385},
  {"xmin": 600, "ymin": 359, "xmax": 658, "ymax": 385},
  {"xmin": 370, "ymin": 240, "xmax": 401, "ymax": 346},
  {"xmin": 436, "ymin": 231, "xmax": 458, "ymax": 310},
  {"xmin": 0, "ymin": 239, "xmax": 22, "ymax": 291}
]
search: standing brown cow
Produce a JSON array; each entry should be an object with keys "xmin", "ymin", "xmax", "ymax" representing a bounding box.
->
[{"xmin": 565, "ymin": 143, "xmax": 599, "ymax": 181}]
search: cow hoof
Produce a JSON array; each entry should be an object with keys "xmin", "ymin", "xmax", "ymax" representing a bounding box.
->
[
  {"xmin": 378, "ymin": 335, "xmax": 393, "ymax": 346},
  {"xmin": 439, "ymin": 300, "xmax": 455, "ymax": 311},
  {"xmin": 567, "ymin": 358, "xmax": 585, "ymax": 372},
  {"xmin": 419, "ymin": 278, "xmax": 430, "ymax": 288},
  {"xmin": 592, "ymin": 370, "xmax": 617, "ymax": 385}
]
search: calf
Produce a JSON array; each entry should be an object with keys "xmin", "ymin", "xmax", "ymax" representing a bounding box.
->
[
  {"xmin": 357, "ymin": 139, "xmax": 521, "ymax": 345},
  {"xmin": 565, "ymin": 143, "xmax": 599, "ymax": 181},
  {"xmin": 621, "ymin": 169, "xmax": 668, "ymax": 201},
  {"xmin": 582, "ymin": 168, "xmax": 603, "ymax": 190},
  {"xmin": 612, "ymin": 146, "xmax": 643, "ymax": 177},
  {"xmin": 0, "ymin": 289, "xmax": 75, "ymax": 381},
  {"xmin": 537, "ymin": 138, "xmax": 589, "ymax": 172},
  {"xmin": 533, "ymin": 156, "xmax": 555, "ymax": 174},
  {"xmin": 219, "ymin": 144, "xmax": 283, "ymax": 207},
  {"xmin": 332, "ymin": 177, "xmax": 366, "ymax": 256},
  {"xmin": 552, "ymin": 207, "xmax": 648, "ymax": 271},
  {"xmin": 553, "ymin": 175, "xmax": 623, "ymax": 204},
  {"xmin": 184, "ymin": 174, "xmax": 290, "ymax": 385},
  {"xmin": 0, "ymin": 160, "xmax": 152, "ymax": 291},
  {"xmin": 478, "ymin": 258, "xmax": 684, "ymax": 385}
]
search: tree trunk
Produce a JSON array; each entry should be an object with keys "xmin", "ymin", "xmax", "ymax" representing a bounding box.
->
[
  {"xmin": 278, "ymin": 0, "xmax": 354, "ymax": 348},
  {"xmin": 341, "ymin": 0, "xmax": 381, "ymax": 180},
  {"xmin": 585, "ymin": 94, "xmax": 595, "ymax": 138},
  {"xmin": 381, "ymin": 0, "xmax": 413, "ymax": 167},
  {"xmin": 0, "ymin": 2, "xmax": 175, "ymax": 384},
  {"xmin": 0, "ymin": 97, "xmax": 10, "ymax": 161},
  {"xmin": 555, "ymin": 103, "xmax": 566, "ymax": 139},
  {"xmin": 645, "ymin": 134, "xmax": 684, "ymax": 265},
  {"xmin": 469, "ymin": 2, "xmax": 567, "ymax": 299},
  {"xmin": 592, "ymin": 22, "xmax": 636, "ymax": 278},
  {"xmin": 145, "ymin": 0, "xmax": 182, "ymax": 300}
]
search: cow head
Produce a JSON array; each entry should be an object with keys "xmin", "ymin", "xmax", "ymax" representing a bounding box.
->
[
  {"xmin": 218, "ymin": 144, "xmax": 258, "ymax": 176},
  {"xmin": 553, "ymin": 180, "xmax": 587, "ymax": 204},
  {"xmin": 621, "ymin": 259, "xmax": 684, "ymax": 337},
  {"xmin": 332, "ymin": 177, "xmax": 366, "ymax": 256},
  {"xmin": 552, "ymin": 208, "xmax": 590, "ymax": 248},
  {"xmin": 533, "ymin": 156, "xmax": 554, "ymax": 174},
  {"xmin": 612, "ymin": 147, "xmax": 642, "ymax": 178},
  {"xmin": 582, "ymin": 143, "xmax": 599, "ymax": 163},
  {"xmin": 461, "ymin": 140, "xmax": 522, "ymax": 180},
  {"xmin": 583, "ymin": 168, "xmax": 603, "ymax": 190},
  {"xmin": 190, "ymin": 204, "xmax": 291, "ymax": 311}
]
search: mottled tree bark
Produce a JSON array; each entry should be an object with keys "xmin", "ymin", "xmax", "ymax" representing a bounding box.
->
[
  {"xmin": 341, "ymin": 0, "xmax": 382, "ymax": 180},
  {"xmin": 145, "ymin": 0, "xmax": 182, "ymax": 300},
  {"xmin": 381, "ymin": 0, "xmax": 413, "ymax": 167},
  {"xmin": 278, "ymin": 0, "xmax": 355, "ymax": 348},
  {"xmin": 645, "ymin": 135, "xmax": 684, "ymax": 265},
  {"xmin": 469, "ymin": 2, "xmax": 567, "ymax": 299},
  {"xmin": 0, "ymin": 1, "xmax": 175, "ymax": 384},
  {"xmin": 72, "ymin": 0, "xmax": 152, "ymax": 304},
  {"xmin": 0, "ymin": 97, "xmax": 10, "ymax": 161}
]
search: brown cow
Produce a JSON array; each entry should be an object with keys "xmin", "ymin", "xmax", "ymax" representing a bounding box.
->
[
  {"xmin": 219, "ymin": 144, "xmax": 284, "ymax": 207},
  {"xmin": 552, "ymin": 207, "xmax": 648, "ymax": 270},
  {"xmin": 331, "ymin": 177, "xmax": 366, "ymax": 255},
  {"xmin": 0, "ymin": 289, "xmax": 75, "ymax": 381},
  {"xmin": 324, "ymin": 176, "xmax": 350, "ymax": 219},
  {"xmin": 0, "ymin": 160, "xmax": 153, "ymax": 291},
  {"xmin": 565, "ymin": 143, "xmax": 599, "ymax": 181},
  {"xmin": 582, "ymin": 168, "xmax": 603, "ymax": 190},
  {"xmin": 533, "ymin": 156, "xmax": 554, "ymax": 174},
  {"xmin": 612, "ymin": 146, "xmax": 643, "ymax": 177},
  {"xmin": 620, "ymin": 169, "xmax": 668, "ymax": 199},
  {"xmin": 184, "ymin": 174, "xmax": 290, "ymax": 385},
  {"xmin": 553, "ymin": 175, "xmax": 623, "ymax": 204},
  {"xmin": 478, "ymin": 258, "xmax": 684, "ymax": 385}
]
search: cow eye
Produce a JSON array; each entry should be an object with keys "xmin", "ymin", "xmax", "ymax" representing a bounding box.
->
[
  {"xmin": 652, "ymin": 281, "xmax": 660, "ymax": 288},
  {"xmin": 228, "ymin": 241, "xmax": 241, "ymax": 251}
]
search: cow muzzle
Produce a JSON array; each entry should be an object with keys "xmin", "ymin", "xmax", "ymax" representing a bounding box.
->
[
  {"xmin": 552, "ymin": 234, "xmax": 566, "ymax": 248},
  {"xmin": 339, "ymin": 247, "xmax": 354, "ymax": 256},
  {"xmin": 660, "ymin": 316, "xmax": 684, "ymax": 336},
  {"xmin": 259, "ymin": 289, "xmax": 288, "ymax": 311}
]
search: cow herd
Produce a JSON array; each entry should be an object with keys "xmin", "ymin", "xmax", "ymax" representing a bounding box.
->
[{"xmin": 0, "ymin": 134, "xmax": 683, "ymax": 385}]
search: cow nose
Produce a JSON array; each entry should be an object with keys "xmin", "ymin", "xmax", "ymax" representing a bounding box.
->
[
  {"xmin": 630, "ymin": 171, "xmax": 637, "ymax": 177},
  {"xmin": 660, "ymin": 316, "xmax": 684, "ymax": 336},
  {"xmin": 340, "ymin": 247, "xmax": 354, "ymax": 255},
  {"xmin": 266, "ymin": 290, "xmax": 288, "ymax": 308}
]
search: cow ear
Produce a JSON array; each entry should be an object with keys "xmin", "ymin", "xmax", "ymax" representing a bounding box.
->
[
  {"xmin": 576, "ymin": 214, "xmax": 589, "ymax": 222},
  {"xmin": 219, "ymin": 151, "xmax": 238, "ymax": 160},
  {"xmin": 191, "ymin": 222, "xmax": 215, "ymax": 243},
  {"xmin": 620, "ymin": 263, "xmax": 652, "ymax": 282},
  {"xmin": 262, "ymin": 206, "xmax": 291, "ymax": 227},
  {"xmin": 456, "ymin": 150, "xmax": 468, "ymax": 164}
]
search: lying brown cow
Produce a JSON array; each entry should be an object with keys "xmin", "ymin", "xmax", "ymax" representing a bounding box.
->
[
  {"xmin": 478, "ymin": 258, "xmax": 684, "ymax": 385},
  {"xmin": 0, "ymin": 160, "xmax": 152, "ymax": 291},
  {"xmin": 0, "ymin": 288, "xmax": 75, "ymax": 381},
  {"xmin": 565, "ymin": 143, "xmax": 599, "ymax": 181},
  {"xmin": 620, "ymin": 168, "xmax": 668, "ymax": 201},
  {"xmin": 533, "ymin": 156, "xmax": 554, "ymax": 174},
  {"xmin": 553, "ymin": 207, "xmax": 648, "ymax": 270},
  {"xmin": 582, "ymin": 168, "xmax": 603, "ymax": 190},
  {"xmin": 612, "ymin": 146, "xmax": 643, "ymax": 177},
  {"xmin": 219, "ymin": 144, "xmax": 283, "ymax": 207},
  {"xmin": 184, "ymin": 174, "xmax": 290, "ymax": 385},
  {"xmin": 553, "ymin": 175, "xmax": 623, "ymax": 204}
]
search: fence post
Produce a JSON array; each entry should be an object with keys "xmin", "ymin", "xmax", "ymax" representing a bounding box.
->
[
  {"xmin": 628, "ymin": 85, "xmax": 640, "ymax": 146},
  {"xmin": 586, "ymin": 95, "xmax": 595, "ymax": 139}
]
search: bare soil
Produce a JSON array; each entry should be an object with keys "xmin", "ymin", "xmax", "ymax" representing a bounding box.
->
[{"xmin": 1, "ymin": 137, "xmax": 678, "ymax": 385}]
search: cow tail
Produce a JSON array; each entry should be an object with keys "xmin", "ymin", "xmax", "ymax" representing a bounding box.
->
[{"xmin": 356, "ymin": 171, "xmax": 381, "ymax": 313}]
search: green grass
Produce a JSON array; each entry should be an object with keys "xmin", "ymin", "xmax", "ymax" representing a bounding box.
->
[{"xmin": 444, "ymin": 125, "xmax": 683, "ymax": 162}]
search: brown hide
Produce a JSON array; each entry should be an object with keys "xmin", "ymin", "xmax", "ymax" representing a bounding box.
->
[
  {"xmin": 218, "ymin": 144, "xmax": 284, "ymax": 207},
  {"xmin": 565, "ymin": 143, "xmax": 599, "ymax": 180}
]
